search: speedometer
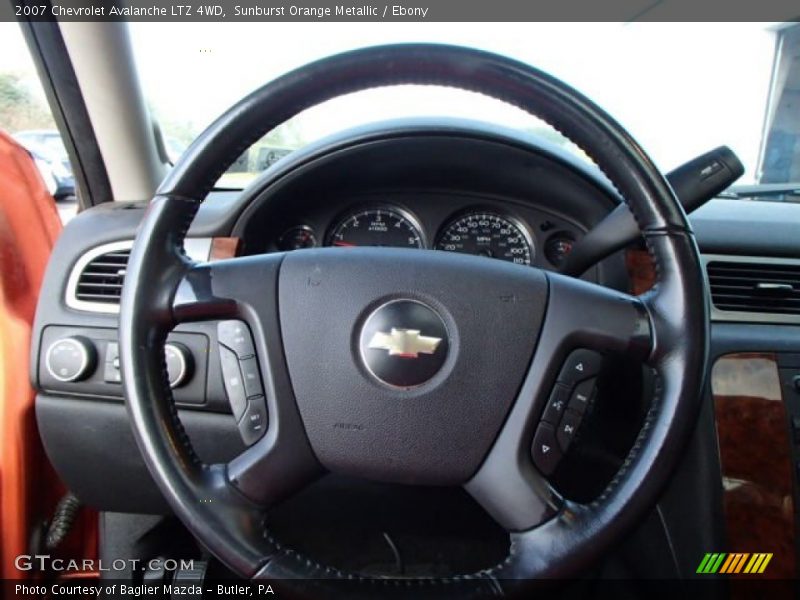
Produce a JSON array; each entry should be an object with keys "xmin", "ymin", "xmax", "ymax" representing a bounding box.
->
[
  {"xmin": 435, "ymin": 212, "xmax": 534, "ymax": 266},
  {"xmin": 328, "ymin": 208, "xmax": 424, "ymax": 249}
]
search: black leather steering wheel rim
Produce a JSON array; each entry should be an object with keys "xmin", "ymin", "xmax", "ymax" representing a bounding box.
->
[{"xmin": 120, "ymin": 44, "xmax": 708, "ymax": 596}]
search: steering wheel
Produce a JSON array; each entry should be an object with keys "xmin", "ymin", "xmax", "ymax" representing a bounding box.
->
[{"xmin": 120, "ymin": 44, "xmax": 708, "ymax": 596}]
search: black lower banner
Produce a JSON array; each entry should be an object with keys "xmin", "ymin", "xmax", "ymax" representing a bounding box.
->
[{"xmin": 3, "ymin": 578, "xmax": 800, "ymax": 600}]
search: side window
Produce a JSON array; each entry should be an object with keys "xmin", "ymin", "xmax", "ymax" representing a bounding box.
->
[
  {"xmin": 0, "ymin": 23, "xmax": 77, "ymax": 223},
  {"xmin": 759, "ymin": 24, "xmax": 800, "ymax": 185}
]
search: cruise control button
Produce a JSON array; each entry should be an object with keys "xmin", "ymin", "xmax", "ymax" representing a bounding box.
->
[
  {"xmin": 238, "ymin": 356, "xmax": 264, "ymax": 398},
  {"xmin": 239, "ymin": 396, "xmax": 267, "ymax": 446},
  {"xmin": 217, "ymin": 320, "xmax": 256, "ymax": 358},
  {"xmin": 542, "ymin": 384, "xmax": 570, "ymax": 424},
  {"xmin": 219, "ymin": 345, "xmax": 247, "ymax": 420},
  {"xmin": 531, "ymin": 423, "xmax": 562, "ymax": 476},
  {"xmin": 568, "ymin": 378, "xmax": 596, "ymax": 415},
  {"xmin": 558, "ymin": 349, "xmax": 602, "ymax": 386},
  {"xmin": 557, "ymin": 409, "xmax": 583, "ymax": 452}
]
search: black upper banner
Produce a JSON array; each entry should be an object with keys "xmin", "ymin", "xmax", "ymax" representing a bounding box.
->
[{"xmin": 2, "ymin": 0, "xmax": 799, "ymax": 22}]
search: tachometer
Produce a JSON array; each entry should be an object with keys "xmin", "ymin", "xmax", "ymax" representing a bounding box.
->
[
  {"xmin": 435, "ymin": 212, "xmax": 533, "ymax": 266},
  {"xmin": 328, "ymin": 208, "xmax": 424, "ymax": 249}
]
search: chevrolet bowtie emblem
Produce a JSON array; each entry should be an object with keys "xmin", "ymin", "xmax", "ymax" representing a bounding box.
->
[{"xmin": 368, "ymin": 328, "xmax": 442, "ymax": 358}]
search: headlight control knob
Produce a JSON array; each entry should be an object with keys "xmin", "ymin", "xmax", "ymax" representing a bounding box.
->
[
  {"xmin": 165, "ymin": 342, "xmax": 193, "ymax": 389},
  {"xmin": 45, "ymin": 336, "xmax": 97, "ymax": 382}
]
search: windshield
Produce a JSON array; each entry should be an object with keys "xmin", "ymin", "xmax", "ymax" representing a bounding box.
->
[{"xmin": 128, "ymin": 22, "xmax": 800, "ymax": 193}]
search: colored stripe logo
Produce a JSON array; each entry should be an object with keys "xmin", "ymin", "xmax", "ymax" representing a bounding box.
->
[{"xmin": 697, "ymin": 553, "xmax": 772, "ymax": 574}]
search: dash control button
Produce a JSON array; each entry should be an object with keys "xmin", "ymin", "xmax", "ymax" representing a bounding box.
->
[
  {"xmin": 557, "ymin": 410, "xmax": 583, "ymax": 452},
  {"xmin": 217, "ymin": 320, "xmax": 255, "ymax": 358},
  {"xmin": 568, "ymin": 378, "xmax": 596, "ymax": 415},
  {"xmin": 45, "ymin": 336, "xmax": 96, "ymax": 383},
  {"xmin": 531, "ymin": 423, "xmax": 562, "ymax": 476},
  {"xmin": 164, "ymin": 342, "xmax": 193, "ymax": 389},
  {"xmin": 239, "ymin": 356, "xmax": 264, "ymax": 399},
  {"xmin": 542, "ymin": 385, "xmax": 570, "ymax": 424},
  {"xmin": 558, "ymin": 349, "xmax": 602, "ymax": 386},
  {"xmin": 219, "ymin": 345, "xmax": 247, "ymax": 420},
  {"xmin": 104, "ymin": 342, "xmax": 121, "ymax": 383},
  {"xmin": 239, "ymin": 396, "xmax": 268, "ymax": 446}
]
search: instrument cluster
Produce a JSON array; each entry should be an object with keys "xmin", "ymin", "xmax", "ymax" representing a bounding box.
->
[{"xmin": 273, "ymin": 203, "xmax": 579, "ymax": 269}]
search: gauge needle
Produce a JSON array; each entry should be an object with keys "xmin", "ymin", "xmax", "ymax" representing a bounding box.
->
[{"xmin": 333, "ymin": 241, "xmax": 356, "ymax": 247}]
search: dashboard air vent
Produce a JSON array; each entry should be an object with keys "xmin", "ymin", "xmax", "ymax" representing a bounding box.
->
[
  {"xmin": 707, "ymin": 260, "xmax": 800, "ymax": 315},
  {"xmin": 74, "ymin": 248, "xmax": 130, "ymax": 304}
]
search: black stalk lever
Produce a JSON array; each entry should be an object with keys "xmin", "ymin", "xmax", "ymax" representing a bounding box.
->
[{"xmin": 561, "ymin": 146, "xmax": 744, "ymax": 277}]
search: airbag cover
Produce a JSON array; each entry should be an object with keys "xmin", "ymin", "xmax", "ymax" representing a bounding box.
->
[{"xmin": 278, "ymin": 248, "xmax": 547, "ymax": 484}]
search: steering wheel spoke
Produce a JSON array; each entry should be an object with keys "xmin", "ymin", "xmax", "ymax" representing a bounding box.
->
[
  {"xmin": 544, "ymin": 272, "xmax": 654, "ymax": 362},
  {"xmin": 227, "ymin": 433, "xmax": 321, "ymax": 508},
  {"xmin": 465, "ymin": 438, "xmax": 563, "ymax": 533},
  {"xmin": 172, "ymin": 253, "xmax": 324, "ymax": 506},
  {"xmin": 466, "ymin": 272, "xmax": 653, "ymax": 531},
  {"xmin": 171, "ymin": 255, "xmax": 279, "ymax": 324}
]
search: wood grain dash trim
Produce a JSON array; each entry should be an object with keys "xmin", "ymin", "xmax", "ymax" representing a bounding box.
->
[
  {"xmin": 712, "ymin": 353, "xmax": 796, "ymax": 578},
  {"xmin": 210, "ymin": 237, "xmax": 241, "ymax": 261},
  {"xmin": 625, "ymin": 249, "xmax": 656, "ymax": 295}
]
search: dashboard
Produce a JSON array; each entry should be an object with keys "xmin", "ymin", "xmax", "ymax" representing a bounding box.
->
[{"xmin": 27, "ymin": 119, "xmax": 800, "ymax": 576}]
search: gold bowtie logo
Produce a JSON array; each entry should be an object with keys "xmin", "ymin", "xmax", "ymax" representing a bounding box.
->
[{"xmin": 368, "ymin": 328, "xmax": 442, "ymax": 358}]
